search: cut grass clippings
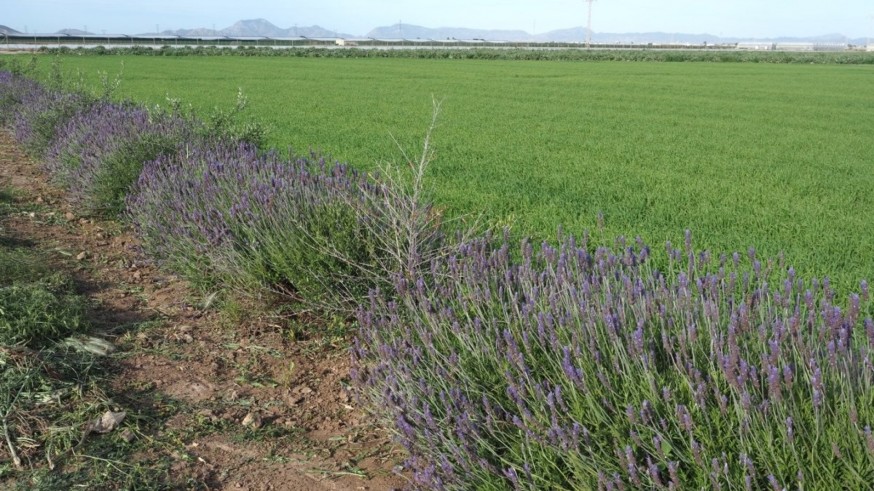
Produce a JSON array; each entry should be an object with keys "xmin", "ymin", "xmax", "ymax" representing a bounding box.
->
[{"xmin": 0, "ymin": 188, "xmax": 176, "ymax": 489}]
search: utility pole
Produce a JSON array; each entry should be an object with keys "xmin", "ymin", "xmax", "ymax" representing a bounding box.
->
[{"xmin": 585, "ymin": 0, "xmax": 595, "ymax": 48}]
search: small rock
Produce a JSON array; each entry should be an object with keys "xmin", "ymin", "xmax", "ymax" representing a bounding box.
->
[
  {"xmin": 293, "ymin": 384, "xmax": 312, "ymax": 395},
  {"xmin": 65, "ymin": 212, "xmax": 75, "ymax": 221},
  {"xmin": 35, "ymin": 196, "xmax": 44, "ymax": 204},
  {"xmin": 89, "ymin": 411, "xmax": 126, "ymax": 434},
  {"xmin": 78, "ymin": 218, "xmax": 88, "ymax": 225},
  {"xmin": 76, "ymin": 251, "xmax": 87, "ymax": 261},
  {"xmin": 132, "ymin": 270, "xmax": 142, "ymax": 280},
  {"xmin": 338, "ymin": 388, "xmax": 351, "ymax": 403},
  {"xmin": 120, "ymin": 428, "xmax": 136, "ymax": 443},
  {"xmin": 241, "ymin": 412, "xmax": 263, "ymax": 429}
]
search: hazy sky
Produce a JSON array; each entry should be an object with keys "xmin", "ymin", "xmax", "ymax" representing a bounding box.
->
[{"xmin": 4, "ymin": 0, "xmax": 873, "ymax": 38}]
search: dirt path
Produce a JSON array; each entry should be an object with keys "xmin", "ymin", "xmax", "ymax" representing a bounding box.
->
[{"xmin": 0, "ymin": 130, "xmax": 405, "ymax": 490}]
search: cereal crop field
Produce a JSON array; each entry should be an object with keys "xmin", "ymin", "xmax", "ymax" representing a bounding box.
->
[{"xmin": 47, "ymin": 55, "xmax": 874, "ymax": 289}]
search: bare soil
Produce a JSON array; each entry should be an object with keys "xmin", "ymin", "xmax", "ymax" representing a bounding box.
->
[{"xmin": 0, "ymin": 130, "xmax": 406, "ymax": 490}]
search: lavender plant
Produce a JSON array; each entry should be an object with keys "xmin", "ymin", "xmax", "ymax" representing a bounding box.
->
[
  {"xmin": 0, "ymin": 60, "xmax": 39, "ymax": 119},
  {"xmin": 44, "ymin": 101, "xmax": 192, "ymax": 215},
  {"xmin": 0, "ymin": 72, "xmax": 32, "ymax": 125},
  {"xmin": 1, "ymin": 59, "xmax": 125, "ymax": 161},
  {"xmin": 126, "ymin": 140, "xmax": 394, "ymax": 310},
  {"xmin": 353, "ymin": 231, "xmax": 874, "ymax": 490},
  {"xmin": 9, "ymin": 80, "xmax": 93, "ymax": 158}
]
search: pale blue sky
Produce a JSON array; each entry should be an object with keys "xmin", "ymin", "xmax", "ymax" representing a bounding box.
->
[{"xmin": 4, "ymin": 0, "xmax": 873, "ymax": 38}]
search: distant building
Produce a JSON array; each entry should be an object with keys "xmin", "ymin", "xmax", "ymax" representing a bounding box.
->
[
  {"xmin": 736, "ymin": 42, "xmax": 774, "ymax": 51},
  {"xmin": 811, "ymin": 43, "xmax": 848, "ymax": 52},
  {"xmin": 773, "ymin": 42, "xmax": 846, "ymax": 52},
  {"xmin": 775, "ymin": 42, "xmax": 814, "ymax": 51}
]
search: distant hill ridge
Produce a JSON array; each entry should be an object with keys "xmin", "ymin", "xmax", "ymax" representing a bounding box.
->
[
  {"xmin": 56, "ymin": 28, "xmax": 91, "ymax": 36},
  {"xmin": 368, "ymin": 23, "xmax": 864, "ymax": 45},
  {"xmin": 154, "ymin": 19, "xmax": 353, "ymax": 39},
  {"xmin": 0, "ymin": 18, "xmax": 865, "ymax": 45}
]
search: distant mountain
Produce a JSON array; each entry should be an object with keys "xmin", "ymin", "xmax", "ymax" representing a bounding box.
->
[
  {"xmin": 368, "ymin": 24, "xmax": 530, "ymax": 41},
  {"xmin": 56, "ymin": 28, "xmax": 92, "ymax": 36},
  {"xmin": 146, "ymin": 18, "xmax": 353, "ymax": 38},
  {"xmin": 367, "ymin": 24, "xmax": 714, "ymax": 43},
  {"xmin": 17, "ymin": 18, "xmax": 864, "ymax": 45},
  {"xmin": 367, "ymin": 23, "xmax": 865, "ymax": 45},
  {"xmin": 221, "ymin": 19, "xmax": 288, "ymax": 37}
]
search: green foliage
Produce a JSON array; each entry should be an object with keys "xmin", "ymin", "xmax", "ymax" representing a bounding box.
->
[
  {"xmin": 0, "ymin": 248, "xmax": 49, "ymax": 286},
  {"xmin": 88, "ymin": 133, "xmax": 179, "ymax": 216},
  {"xmin": 241, "ymin": 200, "xmax": 381, "ymax": 303},
  {"xmin": 24, "ymin": 103, "xmax": 79, "ymax": 156},
  {"xmin": 202, "ymin": 87, "xmax": 268, "ymax": 148},
  {"xmin": 0, "ymin": 191, "xmax": 49, "ymax": 286},
  {"xmin": 0, "ymin": 340, "xmax": 178, "ymax": 489},
  {"xmin": 0, "ymin": 188, "xmax": 88, "ymax": 348},
  {"xmin": 35, "ymin": 45, "xmax": 874, "ymax": 64},
  {"xmin": 0, "ymin": 274, "xmax": 88, "ymax": 347}
]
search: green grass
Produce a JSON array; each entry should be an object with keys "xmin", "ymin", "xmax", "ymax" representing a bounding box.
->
[
  {"xmin": 25, "ymin": 55, "xmax": 874, "ymax": 290},
  {"xmin": 0, "ymin": 188, "xmax": 87, "ymax": 346},
  {"xmin": 0, "ymin": 189, "xmax": 188, "ymax": 489}
]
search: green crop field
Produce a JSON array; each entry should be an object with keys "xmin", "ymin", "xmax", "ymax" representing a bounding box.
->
[{"xmin": 32, "ymin": 55, "xmax": 874, "ymax": 289}]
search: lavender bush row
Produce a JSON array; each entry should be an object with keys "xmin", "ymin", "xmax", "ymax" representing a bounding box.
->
[
  {"xmin": 126, "ymin": 141, "xmax": 404, "ymax": 310},
  {"xmin": 353, "ymin": 231, "xmax": 874, "ymax": 490},
  {"xmin": 3, "ymin": 69, "xmax": 441, "ymax": 312},
  {"xmin": 44, "ymin": 101, "xmax": 192, "ymax": 215},
  {"xmin": 4, "ymin": 76, "xmax": 94, "ymax": 157},
  {"xmin": 0, "ymin": 71, "xmax": 36, "ymax": 125},
  {"xmin": 1, "ymin": 70, "xmax": 269, "ymax": 219}
]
